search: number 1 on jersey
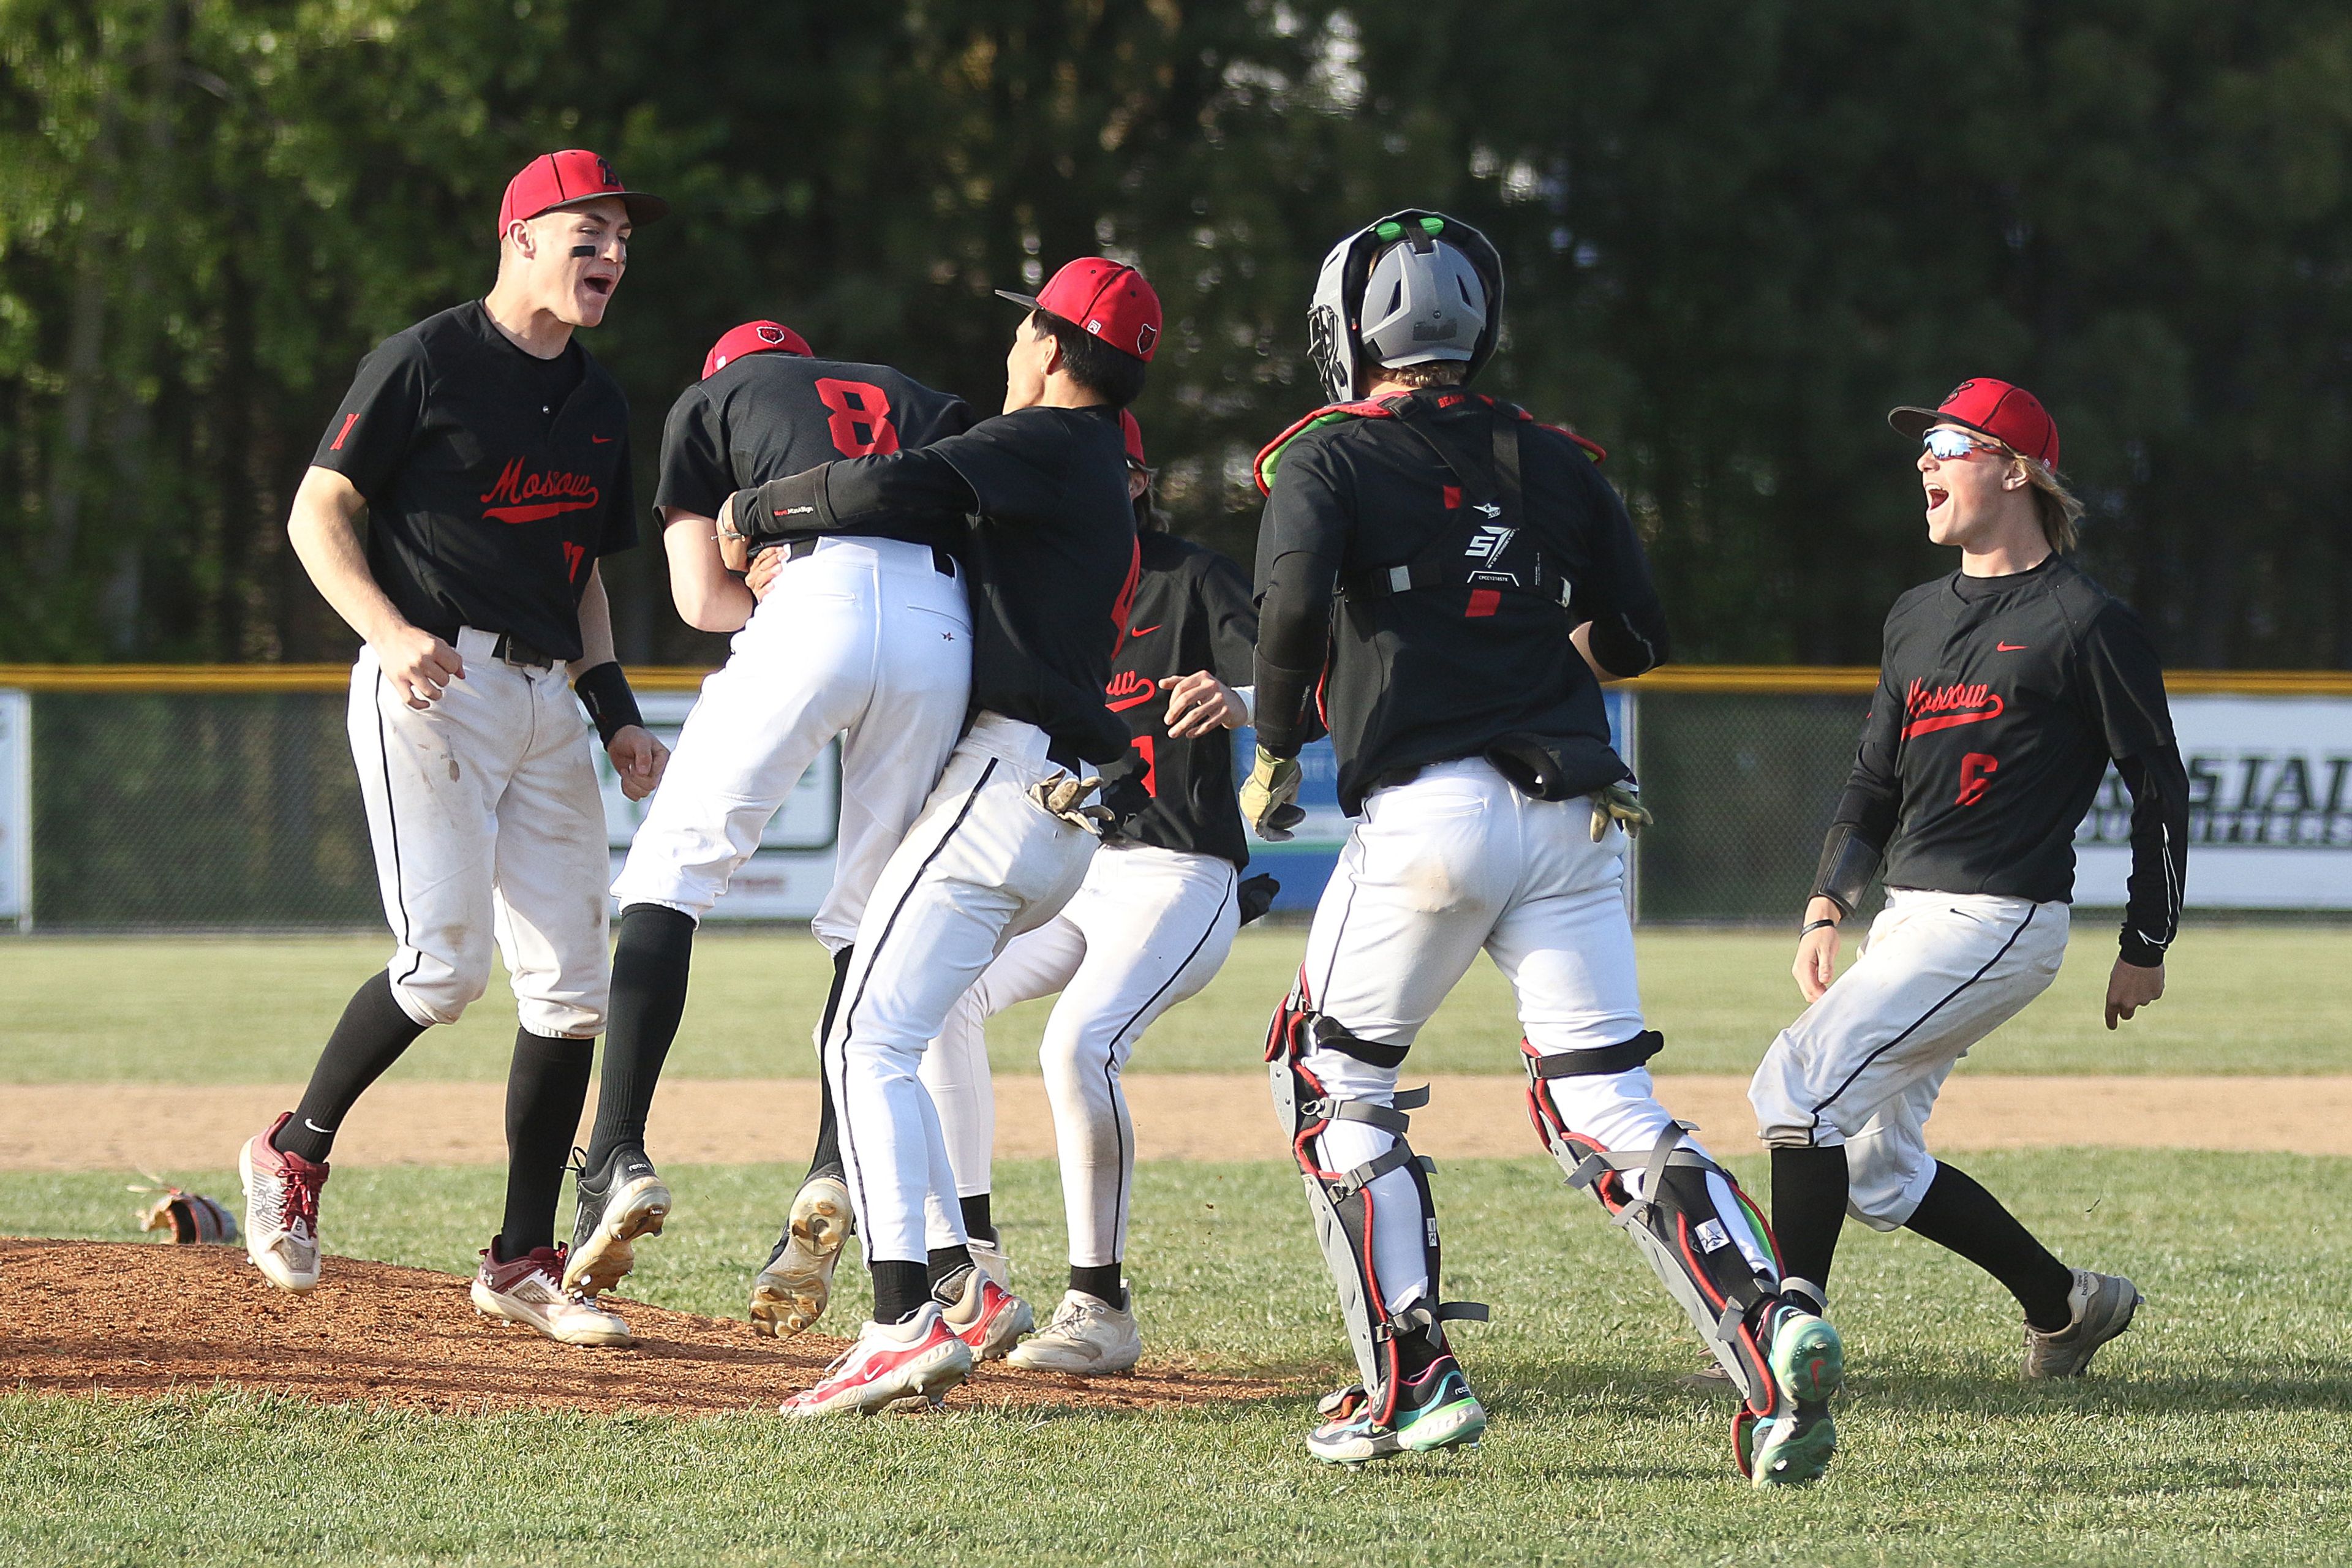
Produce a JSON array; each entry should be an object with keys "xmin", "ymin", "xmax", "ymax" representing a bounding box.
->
[{"xmin": 814, "ymin": 379, "xmax": 900, "ymax": 457}]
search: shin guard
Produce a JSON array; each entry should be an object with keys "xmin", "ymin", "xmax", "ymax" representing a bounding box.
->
[
  {"xmin": 1268, "ymin": 992, "xmax": 1488, "ymax": 1425},
  {"xmin": 1523, "ymin": 1036, "xmax": 1785, "ymax": 1417}
]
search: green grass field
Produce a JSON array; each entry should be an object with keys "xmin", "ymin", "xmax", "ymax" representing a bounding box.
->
[
  {"xmin": 6, "ymin": 921, "xmax": 2349, "ymax": 1084},
  {"xmin": 8, "ymin": 927, "xmax": 2352, "ymax": 1564}
]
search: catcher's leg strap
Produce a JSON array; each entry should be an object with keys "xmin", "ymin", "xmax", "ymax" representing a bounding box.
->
[
  {"xmin": 1526, "ymin": 1041, "xmax": 1781, "ymax": 1412},
  {"xmin": 1271, "ymin": 1012, "xmax": 1487, "ymax": 1421}
]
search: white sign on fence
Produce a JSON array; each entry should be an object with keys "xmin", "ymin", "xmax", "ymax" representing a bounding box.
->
[
  {"xmin": 594, "ymin": 690, "xmax": 838, "ymax": 919},
  {"xmin": 0, "ymin": 690, "xmax": 25, "ymax": 922},
  {"xmin": 2075, "ymin": 694, "xmax": 2352, "ymax": 908}
]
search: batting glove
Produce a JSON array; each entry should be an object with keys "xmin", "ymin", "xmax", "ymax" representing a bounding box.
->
[
  {"xmin": 1591, "ymin": 780, "xmax": 1654, "ymax": 842},
  {"xmin": 1029, "ymin": 773, "xmax": 1115, "ymax": 833},
  {"xmin": 1240, "ymin": 747, "xmax": 1306, "ymax": 842}
]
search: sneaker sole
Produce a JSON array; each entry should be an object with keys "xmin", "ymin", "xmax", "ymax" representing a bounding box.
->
[
  {"xmin": 1400, "ymin": 1396, "xmax": 1488, "ymax": 1455},
  {"xmin": 562, "ymin": 1175, "xmax": 671, "ymax": 1297},
  {"xmin": 782, "ymin": 1340, "xmax": 973, "ymax": 1419},
  {"xmin": 1004, "ymin": 1340, "xmax": 1144, "ymax": 1376},
  {"xmin": 749, "ymin": 1186, "xmax": 853, "ymax": 1338},
  {"xmin": 1773, "ymin": 1317, "xmax": 1845, "ymax": 1406},
  {"xmin": 1751, "ymin": 1411, "xmax": 1838, "ymax": 1488},
  {"xmin": 238, "ymin": 1139, "xmax": 318, "ymax": 1294},
  {"xmin": 468, "ymin": 1279, "xmax": 635, "ymax": 1348}
]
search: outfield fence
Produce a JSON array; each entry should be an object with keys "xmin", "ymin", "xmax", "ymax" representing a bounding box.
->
[{"xmin": 1, "ymin": 665, "xmax": 2347, "ymax": 930}]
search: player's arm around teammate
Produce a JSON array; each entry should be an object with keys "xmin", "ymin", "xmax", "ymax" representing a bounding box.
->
[
  {"xmin": 1751, "ymin": 379, "xmax": 2188, "ymax": 1387},
  {"xmin": 1250, "ymin": 210, "xmax": 1837, "ymax": 1485},
  {"xmin": 241, "ymin": 151, "xmax": 669, "ymax": 1350}
]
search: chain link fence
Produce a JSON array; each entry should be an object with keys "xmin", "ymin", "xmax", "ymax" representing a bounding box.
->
[{"xmin": 7, "ymin": 680, "xmax": 1893, "ymax": 931}]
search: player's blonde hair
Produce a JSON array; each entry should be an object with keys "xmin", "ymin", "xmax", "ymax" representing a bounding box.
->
[{"xmin": 2011, "ymin": 453, "xmax": 2084, "ymax": 554}]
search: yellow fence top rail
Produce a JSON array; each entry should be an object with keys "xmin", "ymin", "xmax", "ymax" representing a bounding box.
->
[{"xmin": 1, "ymin": 664, "xmax": 2348, "ymax": 697}]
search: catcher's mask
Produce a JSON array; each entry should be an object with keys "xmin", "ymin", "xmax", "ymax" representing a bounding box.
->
[{"xmin": 1307, "ymin": 209, "xmax": 1506, "ymax": 404}]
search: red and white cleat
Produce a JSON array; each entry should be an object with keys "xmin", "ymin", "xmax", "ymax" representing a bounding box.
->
[
  {"xmin": 943, "ymin": 1268, "xmax": 1035, "ymax": 1362},
  {"xmin": 470, "ymin": 1242, "xmax": 633, "ymax": 1347},
  {"xmin": 779, "ymin": 1304, "xmax": 975, "ymax": 1418},
  {"xmin": 239, "ymin": 1112, "xmax": 328, "ymax": 1293}
]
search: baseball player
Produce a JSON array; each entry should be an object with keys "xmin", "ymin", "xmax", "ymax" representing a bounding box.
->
[
  {"xmin": 559, "ymin": 319, "xmax": 979, "ymax": 1306},
  {"xmin": 897, "ymin": 412, "xmax": 1276, "ymax": 1375},
  {"xmin": 1249, "ymin": 209, "xmax": 1841, "ymax": 1483},
  {"xmin": 719, "ymin": 257, "xmax": 1160, "ymax": 1415},
  {"xmin": 238, "ymin": 151, "xmax": 669, "ymax": 1348},
  {"xmin": 1751, "ymin": 379, "xmax": 2187, "ymax": 1381}
]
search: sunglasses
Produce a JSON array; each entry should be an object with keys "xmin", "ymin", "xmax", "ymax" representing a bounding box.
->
[{"xmin": 1921, "ymin": 427, "xmax": 2013, "ymax": 461}]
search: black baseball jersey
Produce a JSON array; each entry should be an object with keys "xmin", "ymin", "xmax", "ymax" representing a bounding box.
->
[
  {"xmin": 1830, "ymin": 552, "xmax": 2188, "ymax": 963},
  {"xmin": 311, "ymin": 301, "xmax": 637, "ymax": 661},
  {"xmin": 736, "ymin": 404, "xmax": 1138, "ymax": 767},
  {"xmin": 1253, "ymin": 391, "xmax": 1667, "ymax": 813},
  {"xmin": 654, "ymin": 355, "xmax": 976, "ymax": 551},
  {"xmin": 1101, "ymin": 532, "xmax": 1258, "ymax": 869}
]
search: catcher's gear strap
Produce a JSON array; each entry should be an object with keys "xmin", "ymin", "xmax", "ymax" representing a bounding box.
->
[
  {"xmin": 1525, "ymin": 1063, "xmax": 1782, "ymax": 1415},
  {"xmin": 1253, "ymin": 393, "xmax": 1604, "ymax": 496},
  {"xmin": 1526, "ymin": 1029, "xmax": 1664, "ymax": 1079},
  {"xmin": 1270, "ymin": 1001, "xmax": 1487, "ymax": 1421},
  {"xmin": 1812, "ymin": 821, "xmax": 1883, "ymax": 917}
]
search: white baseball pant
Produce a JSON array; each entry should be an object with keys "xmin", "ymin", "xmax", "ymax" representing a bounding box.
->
[
  {"xmin": 349, "ymin": 629, "xmax": 609, "ymax": 1037},
  {"xmin": 609, "ymin": 537, "xmax": 970, "ymax": 946},
  {"xmin": 919, "ymin": 842, "xmax": 1240, "ymax": 1266},
  {"xmin": 1749, "ymin": 889, "xmax": 2070, "ymax": 1228},
  {"xmin": 826, "ymin": 714, "xmax": 1102, "ymax": 1265},
  {"xmin": 1292, "ymin": 758, "xmax": 1774, "ymax": 1313}
]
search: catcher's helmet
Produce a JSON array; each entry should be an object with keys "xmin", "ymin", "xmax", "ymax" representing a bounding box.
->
[{"xmin": 1307, "ymin": 210, "xmax": 1504, "ymax": 403}]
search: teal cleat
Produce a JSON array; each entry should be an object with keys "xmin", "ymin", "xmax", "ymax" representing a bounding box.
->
[
  {"xmin": 1306, "ymin": 1354, "xmax": 1487, "ymax": 1464},
  {"xmin": 1743, "ymin": 1300, "xmax": 1845, "ymax": 1488}
]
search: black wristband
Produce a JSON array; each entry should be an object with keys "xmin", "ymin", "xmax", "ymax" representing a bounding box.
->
[
  {"xmin": 1800, "ymin": 917, "xmax": 1839, "ymax": 937},
  {"xmin": 574, "ymin": 661, "xmax": 643, "ymax": 747}
]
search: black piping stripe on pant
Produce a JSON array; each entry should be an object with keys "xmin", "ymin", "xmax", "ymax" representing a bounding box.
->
[
  {"xmin": 1804, "ymin": 903, "xmax": 2038, "ymax": 1139},
  {"xmin": 375, "ymin": 673, "xmax": 424, "ymax": 993},
  {"xmin": 1096, "ymin": 865, "xmax": 1237, "ymax": 1262},
  {"xmin": 824, "ymin": 756, "xmax": 998, "ymax": 1259},
  {"xmin": 1309, "ymin": 834, "xmax": 1365, "ymax": 1010}
]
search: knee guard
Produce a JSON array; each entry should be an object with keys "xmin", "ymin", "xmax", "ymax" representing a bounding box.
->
[
  {"xmin": 1523, "ymin": 1035, "xmax": 1785, "ymax": 1417},
  {"xmin": 1268, "ymin": 993, "xmax": 1488, "ymax": 1425}
]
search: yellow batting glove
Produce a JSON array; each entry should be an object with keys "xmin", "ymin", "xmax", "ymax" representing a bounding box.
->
[
  {"xmin": 1591, "ymin": 780, "xmax": 1654, "ymax": 842},
  {"xmin": 1240, "ymin": 747, "xmax": 1306, "ymax": 842}
]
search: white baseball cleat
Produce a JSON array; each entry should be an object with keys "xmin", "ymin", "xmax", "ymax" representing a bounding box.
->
[
  {"xmin": 470, "ymin": 1242, "xmax": 633, "ymax": 1347},
  {"xmin": 941, "ymin": 1267, "xmax": 1035, "ymax": 1362},
  {"xmin": 1006, "ymin": 1289, "xmax": 1142, "ymax": 1376},
  {"xmin": 778, "ymin": 1304, "xmax": 974, "ymax": 1418},
  {"xmin": 750, "ymin": 1174, "xmax": 854, "ymax": 1338},
  {"xmin": 239, "ymin": 1112, "xmax": 326, "ymax": 1293},
  {"xmin": 2024, "ymin": 1268, "xmax": 2143, "ymax": 1379}
]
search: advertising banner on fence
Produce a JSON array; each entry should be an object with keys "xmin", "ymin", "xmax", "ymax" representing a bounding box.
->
[
  {"xmin": 2075, "ymin": 694, "xmax": 2352, "ymax": 908},
  {"xmin": 0, "ymin": 690, "xmax": 25, "ymax": 922},
  {"xmin": 595, "ymin": 692, "xmax": 838, "ymax": 919}
]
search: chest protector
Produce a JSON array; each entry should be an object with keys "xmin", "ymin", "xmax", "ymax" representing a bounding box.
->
[{"xmin": 1255, "ymin": 391, "xmax": 1606, "ymax": 619}]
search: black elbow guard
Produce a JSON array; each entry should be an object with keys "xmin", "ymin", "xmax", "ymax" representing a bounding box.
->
[
  {"xmin": 574, "ymin": 662, "xmax": 644, "ymax": 747},
  {"xmin": 1811, "ymin": 823, "xmax": 1882, "ymax": 916}
]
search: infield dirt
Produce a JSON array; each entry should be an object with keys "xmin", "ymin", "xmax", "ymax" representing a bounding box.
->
[{"xmin": 0, "ymin": 1239, "xmax": 1287, "ymax": 1417}]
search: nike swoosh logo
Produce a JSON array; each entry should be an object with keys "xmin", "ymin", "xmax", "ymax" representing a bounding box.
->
[
  {"xmin": 1996, "ymin": 642, "xmax": 2027, "ymax": 652},
  {"xmin": 591, "ymin": 434, "xmax": 613, "ymax": 443},
  {"xmin": 1128, "ymin": 624, "xmax": 1161, "ymax": 637},
  {"xmin": 304, "ymin": 1118, "xmax": 333, "ymax": 1134}
]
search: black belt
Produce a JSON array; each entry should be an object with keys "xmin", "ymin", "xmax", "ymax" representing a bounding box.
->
[
  {"xmin": 780, "ymin": 537, "xmax": 956, "ymax": 577},
  {"xmin": 492, "ymin": 633, "xmax": 555, "ymax": 669}
]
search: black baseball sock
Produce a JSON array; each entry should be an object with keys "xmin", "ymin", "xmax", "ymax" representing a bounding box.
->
[
  {"xmin": 959, "ymin": 1194, "xmax": 995, "ymax": 1246},
  {"xmin": 585, "ymin": 904, "xmax": 695, "ymax": 1170},
  {"xmin": 806, "ymin": 944, "xmax": 854, "ymax": 1183},
  {"xmin": 496, "ymin": 1030, "xmax": 595, "ymax": 1259},
  {"xmin": 1904, "ymin": 1161, "xmax": 2077, "ymax": 1332},
  {"xmin": 276, "ymin": 971, "xmax": 428, "ymax": 1164},
  {"xmin": 1769, "ymin": 1144, "xmax": 1850, "ymax": 1308},
  {"xmin": 929, "ymin": 1245, "xmax": 975, "ymax": 1302},
  {"xmin": 1070, "ymin": 1264, "xmax": 1125, "ymax": 1308},
  {"xmin": 872, "ymin": 1260, "xmax": 930, "ymax": 1325}
]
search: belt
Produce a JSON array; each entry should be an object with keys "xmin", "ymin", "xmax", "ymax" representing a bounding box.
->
[
  {"xmin": 780, "ymin": 537, "xmax": 957, "ymax": 576},
  {"xmin": 492, "ymin": 633, "xmax": 555, "ymax": 669}
]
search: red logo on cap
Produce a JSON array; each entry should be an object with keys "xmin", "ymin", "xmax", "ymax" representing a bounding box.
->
[
  {"xmin": 702, "ymin": 319, "xmax": 813, "ymax": 379},
  {"xmin": 1035, "ymin": 258, "xmax": 1163, "ymax": 364}
]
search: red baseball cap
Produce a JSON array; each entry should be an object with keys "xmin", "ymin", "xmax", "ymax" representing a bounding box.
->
[
  {"xmin": 1889, "ymin": 378, "xmax": 2059, "ymax": 468},
  {"xmin": 1119, "ymin": 410, "xmax": 1147, "ymax": 469},
  {"xmin": 497, "ymin": 149, "xmax": 669, "ymax": 239},
  {"xmin": 995, "ymin": 257, "xmax": 1162, "ymax": 362},
  {"xmin": 703, "ymin": 320, "xmax": 813, "ymax": 380}
]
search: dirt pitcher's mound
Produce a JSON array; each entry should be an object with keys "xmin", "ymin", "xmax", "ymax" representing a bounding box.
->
[{"xmin": 0, "ymin": 1239, "xmax": 1287, "ymax": 1418}]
